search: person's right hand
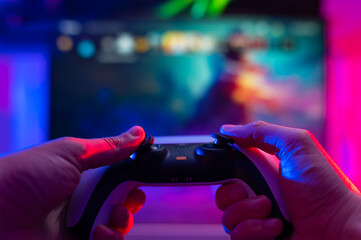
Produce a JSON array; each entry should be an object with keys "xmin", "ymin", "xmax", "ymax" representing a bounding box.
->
[{"xmin": 215, "ymin": 121, "xmax": 361, "ymax": 240}]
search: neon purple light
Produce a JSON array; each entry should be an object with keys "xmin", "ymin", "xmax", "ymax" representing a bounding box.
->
[
  {"xmin": 0, "ymin": 57, "xmax": 11, "ymax": 153},
  {"xmin": 134, "ymin": 186, "xmax": 223, "ymax": 224},
  {"xmin": 0, "ymin": 59, "xmax": 10, "ymax": 112}
]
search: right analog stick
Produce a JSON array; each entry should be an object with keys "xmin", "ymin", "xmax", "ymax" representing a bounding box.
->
[{"xmin": 211, "ymin": 133, "xmax": 234, "ymax": 146}]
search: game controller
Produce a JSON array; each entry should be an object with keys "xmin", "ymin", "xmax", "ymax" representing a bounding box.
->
[{"xmin": 66, "ymin": 133, "xmax": 293, "ymax": 240}]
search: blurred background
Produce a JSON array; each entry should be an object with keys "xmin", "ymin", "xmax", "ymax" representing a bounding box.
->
[{"xmin": 0, "ymin": 0, "xmax": 360, "ymax": 239}]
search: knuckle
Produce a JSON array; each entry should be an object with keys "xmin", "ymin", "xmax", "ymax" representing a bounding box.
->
[
  {"xmin": 251, "ymin": 121, "xmax": 269, "ymax": 129},
  {"xmin": 57, "ymin": 136, "xmax": 73, "ymax": 143},
  {"xmin": 103, "ymin": 137, "xmax": 124, "ymax": 151},
  {"xmin": 283, "ymin": 128, "xmax": 320, "ymax": 155},
  {"xmin": 55, "ymin": 136, "xmax": 78, "ymax": 148},
  {"xmin": 250, "ymin": 121, "xmax": 269, "ymax": 143},
  {"xmin": 54, "ymin": 136, "xmax": 86, "ymax": 155},
  {"xmin": 293, "ymin": 128, "xmax": 314, "ymax": 144}
]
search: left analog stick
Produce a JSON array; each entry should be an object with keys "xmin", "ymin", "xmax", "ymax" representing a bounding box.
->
[{"xmin": 137, "ymin": 135, "xmax": 155, "ymax": 153}]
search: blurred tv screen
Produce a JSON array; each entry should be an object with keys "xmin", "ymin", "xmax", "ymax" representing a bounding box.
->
[{"xmin": 50, "ymin": 17, "xmax": 325, "ymax": 140}]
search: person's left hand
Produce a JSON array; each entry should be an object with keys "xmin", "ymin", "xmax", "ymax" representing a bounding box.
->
[{"xmin": 0, "ymin": 126, "xmax": 146, "ymax": 240}]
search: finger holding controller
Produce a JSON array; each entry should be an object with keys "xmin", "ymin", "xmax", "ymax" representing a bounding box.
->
[{"xmin": 216, "ymin": 121, "xmax": 361, "ymax": 240}]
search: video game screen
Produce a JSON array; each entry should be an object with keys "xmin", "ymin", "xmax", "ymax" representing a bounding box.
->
[{"xmin": 50, "ymin": 17, "xmax": 325, "ymax": 141}]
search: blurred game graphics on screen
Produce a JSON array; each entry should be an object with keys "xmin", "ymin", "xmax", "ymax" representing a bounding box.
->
[{"xmin": 50, "ymin": 17, "xmax": 324, "ymax": 140}]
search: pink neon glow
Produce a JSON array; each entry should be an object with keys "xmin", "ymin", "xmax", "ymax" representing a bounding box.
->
[
  {"xmin": 323, "ymin": 0, "xmax": 361, "ymax": 188},
  {"xmin": 76, "ymin": 138, "xmax": 117, "ymax": 160},
  {"xmin": 71, "ymin": 137, "xmax": 126, "ymax": 170}
]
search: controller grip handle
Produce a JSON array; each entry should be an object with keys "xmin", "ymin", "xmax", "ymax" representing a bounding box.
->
[
  {"xmin": 66, "ymin": 147, "xmax": 292, "ymax": 240},
  {"xmin": 66, "ymin": 165, "xmax": 141, "ymax": 240},
  {"xmin": 88, "ymin": 181, "xmax": 141, "ymax": 239},
  {"xmin": 239, "ymin": 147, "xmax": 293, "ymax": 239}
]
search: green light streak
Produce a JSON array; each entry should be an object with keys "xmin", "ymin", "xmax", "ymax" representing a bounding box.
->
[
  {"xmin": 190, "ymin": 0, "xmax": 210, "ymax": 19},
  {"xmin": 156, "ymin": 0, "xmax": 232, "ymax": 19},
  {"xmin": 207, "ymin": 0, "xmax": 232, "ymax": 17},
  {"xmin": 157, "ymin": 0, "xmax": 194, "ymax": 19}
]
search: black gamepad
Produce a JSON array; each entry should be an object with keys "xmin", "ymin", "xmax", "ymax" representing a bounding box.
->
[{"xmin": 66, "ymin": 133, "xmax": 292, "ymax": 239}]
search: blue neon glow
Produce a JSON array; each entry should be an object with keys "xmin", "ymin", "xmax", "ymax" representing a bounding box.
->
[
  {"xmin": 222, "ymin": 224, "xmax": 230, "ymax": 234},
  {"xmin": 10, "ymin": 53, "xmax": 49, "ymax": 150},
  {"xmin": 0, "ymin": 46, "xmax": 49, "ymax": 154}
]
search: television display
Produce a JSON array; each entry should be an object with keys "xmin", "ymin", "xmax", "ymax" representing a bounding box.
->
[{"xmin": 50, "ymin": 17, "xmax": 325, "ymax": 141}]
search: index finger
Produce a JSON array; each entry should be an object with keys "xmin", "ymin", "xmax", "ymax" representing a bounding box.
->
[
  {"xmin": 220, "ymin": 121, "xmax": 359, "ymax": 193},
  {"xmin": 220, "ymin": 121, "xmax": 317, "ymax": 159}
]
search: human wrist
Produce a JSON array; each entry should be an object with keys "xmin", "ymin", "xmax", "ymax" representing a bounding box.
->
[
  {"xmin": 318, "ymin": 192, "xmax": 361, "ymax": 240},
  {"xmin": 340, "ymin": 193, "xmax": 361, "ymax": 239}
]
